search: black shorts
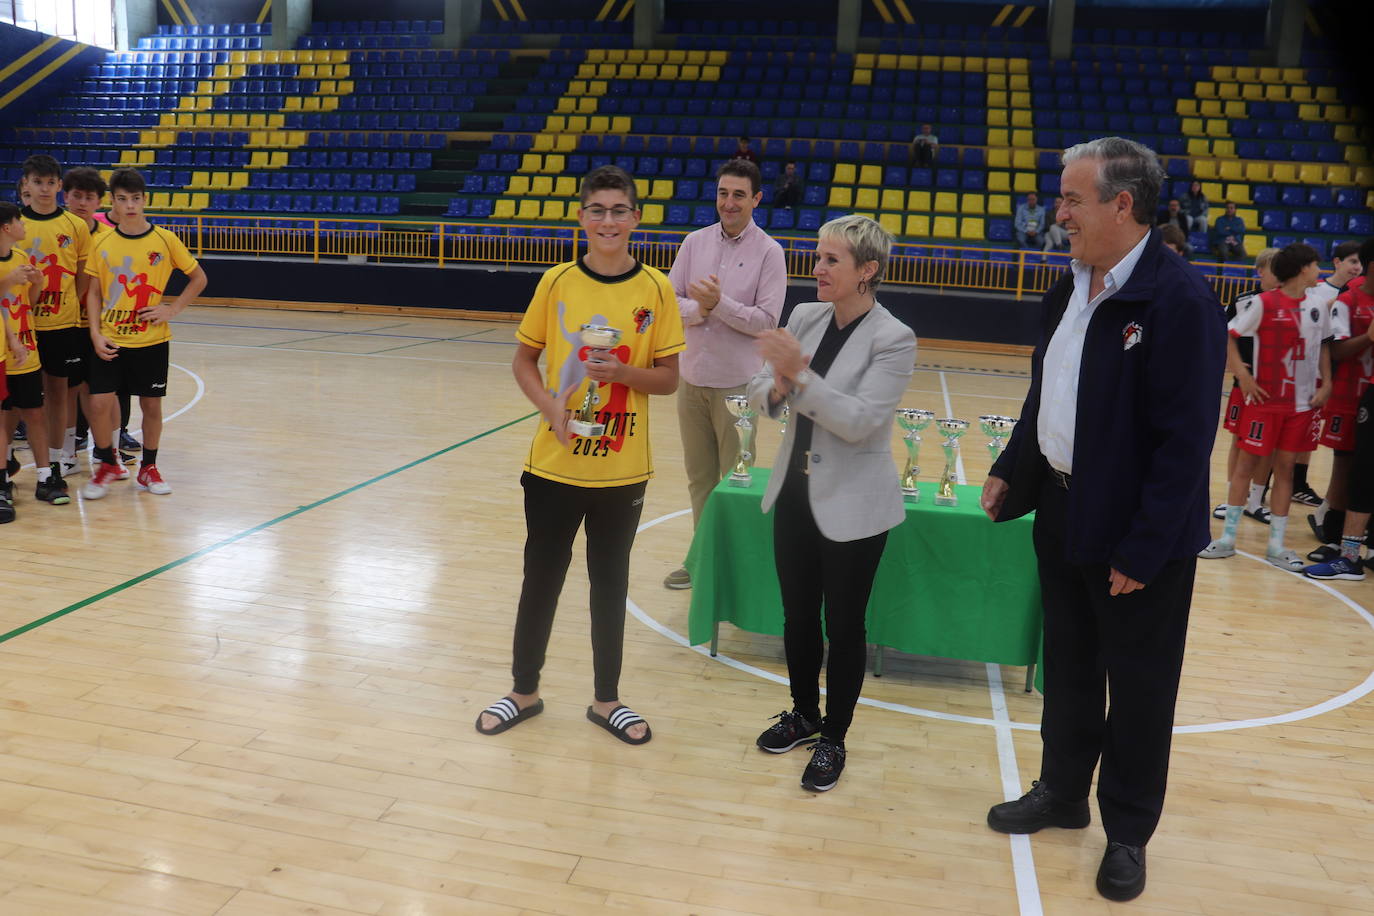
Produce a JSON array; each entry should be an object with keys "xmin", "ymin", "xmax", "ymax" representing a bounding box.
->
[
  {"xmin": 1, "ymin": 371, "xmax": 44, "ymax": 410},
  {"xmin": 87, "ymin": 342, "xmax": 169, "ymax": 398},
  {"xmin": 36, "ymin": 327, "xmax": 90, "ymax": 384},
  {"xmin": 1350, "ymin": 388, "xmax": 1374, "ymax": 514}
]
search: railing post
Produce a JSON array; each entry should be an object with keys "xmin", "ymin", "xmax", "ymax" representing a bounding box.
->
[
  {"xmin": 313, "ymin": 218, "xmax": 320, "ymax": 263},
  {"xmin": 438, "ymin": 223, "xmax": 446, "ymax": 268},
  {"xmin": 1015, "ymin": 250, "xmax": 1026, "ymax": 300}
]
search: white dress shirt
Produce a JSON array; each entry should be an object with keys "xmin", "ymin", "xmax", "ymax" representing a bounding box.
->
[{"xmin": 1037, "ymin": 231, "xmax": 1151, "ymax": 473}]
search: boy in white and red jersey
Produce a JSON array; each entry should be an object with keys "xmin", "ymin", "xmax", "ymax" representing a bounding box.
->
[{"xmin": 1201, "ymin": 243, "xmax": 1332, "ymax": 570}]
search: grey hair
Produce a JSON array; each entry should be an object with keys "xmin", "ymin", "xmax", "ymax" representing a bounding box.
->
[
  {"xmin": 1061, "ymin": 137, "xmax": 1165, "ymax": 225},
  {"xmin": 1253, "ymin": 246, "xmax": 1281, "ymax": 272},
  {"xmin": 818, "ymin": 214, "xmax": 893, "ymax": 289}
]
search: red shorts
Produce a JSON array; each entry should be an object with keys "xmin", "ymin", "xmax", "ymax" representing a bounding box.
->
[
  {"xmin": 1319, "ymin": 406, "xmax": 1358, "ymax": 451},
  {"xmin": 1222, "ymin": 385, "xmax": 1245, "ymax": 434},
  {"xmin": 1237, "ymin": 405, "xmax": 1320, "ymax": 455}
]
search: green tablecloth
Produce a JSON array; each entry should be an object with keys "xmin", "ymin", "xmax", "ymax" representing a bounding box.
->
[{"xmin": 684, "ymin": 468, "xmax": 1043, "ymax": 667}]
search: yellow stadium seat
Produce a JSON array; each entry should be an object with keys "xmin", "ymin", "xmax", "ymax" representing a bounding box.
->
[
  {"xmin": 188, "ymin": 171, "xmax": 209, "ymax": 189},
  {"xmin": 530, "ymin": 176, "xmax": 553, "ymax": 196},
  {"xmin": 1012, "ymin": 149, "xmax": 1036, "ymax": 170},
  {"xmin": 555, "ymin": 97, "xmax": 575, "ymax": 114},
  {"xmin": 248, "ymin": 151, "xmax": 268, "ymax": 168},
  {"xmin": 855, "ymin": 188, "xmax": 879, "ymax": 209},
  {"xmin": 1010, "ymin": 109, "xmax": 1033, "ymax": 128},
  {"xmin": 934, "ymin": 192, "xmax": 959, "ymax": 213},
  {"xmin": 1240, "ymin": 82, "xmax": 1262, "ymax": 101},
  {"xmin": 1325, "ymin": 164, "xmax": 1353, "ymax": 185},
  {"xmin": 189, "ymin": 193, "xmax": 208, "ymax": 211},
  {"xmin": 1298, "ymin": 163, "xmax": 1325, "ymax": 184},
  {"xmin": 905, "ymin": 215, "xmax": 930, "ymax": 236},
  {"xmin": 858, "ymin": 165, "xmax": 881, "ymax": 186},
  {"xmin": 520, "ymin": 154, "xmax": 541, "ymax": 173},
  {"xmin": 932, "ymin": 216, "xmax": 958, "ymax": 237},
  {"xmin": 852, "ymin": 68, "xmax": 872, "ymax": 86},
  {"xmin": 1238, "ymin": 159, "xmax": 1266, "ymax": 183},
  {"xmin": 492, "ymin": 199, "xmax": 516, "ymax": 219},
  {"xmin": 1226, "ymin": 183, "xmax": 1252, "ymax": 204},
  {"xmin": 540, "ymin": 201, "xmax": 565, "ymax": 220},
  {"xmin": 517, "ymin": 199, "xmax": 541, "ymax": 220},
  {"xmin": 1205, "ymin": 118, "xmax": 1229, "ymax": 137},
  {"xmin": 1289, "ymin": 85, "xmax": 1313, "ymax": 103},
  {"xmin": 987, "ymin": 128, "xmax": 1009, "ymax": 147},
  {"xmin": 987, "ymin": 108, "xmax": 1009, "ymax": 127},
  {"xmin": 650, "ymin": 179, "xmax": 672, "ymax": 200},
  {"xmin": 1217, "ymin": 83, "xmax": 1240, "ymax": 101},
  {"xmin": 610, "ymin": 116, "xmax": 631, "ymax": 133},
  {"xmin": 1201, "ymin": 181, "xmax": 1224, "ymax": 201},
  {"xmin": 828, "ymin": 187, "xmax": 854, "ymax": 208},
  {"xmin": 1186, "ymin": 138, "xmax": 1211, "ymax": 158},
  {"xmin": 169, "ymin": 193, "xmax": 190, "ymax": 211},
  {"xmin": 988, "ymin": 194, "xmax": 1012, "ymax": 216},
  {"xmin": 229, "ymin": 172, "xmax": 248, "ymax": 190},
  {"xmin": 960, "ymin": 218, "xmax": 985, "ymax": 240},
  {"xmin": 1218, "ymin": 160, "xmax": 1244, "ymax": 181},
  {"xmin": 879, "ymin": 213, "xmax": 903, "ymax": 237},
  {"xmin": 1013, "ymin": 173, "xmax": 1036, "ymax": 193},
  {"xmin": 1211, "ymin": 139, "xmax": 1235, "ymax": 158},
  {"xmin": 660, "ymin": 64, "xmax": 679, "ymax": 80},
  {"xmin": 1181, "ymin": 117, "xmax": 1204, "ymax": 136},
  {"xmin": 1011, "ymin": 129, "xmax": 1033, "ymax": 147},
  {"xmin": 961, "ymin": 194, "xmax": 985, "ymax": 215},
  {"xmin": 248, "ymin": 130, "xmax": 268, "ymax": 148},
  {"xmin": 856, "ymin": 53, "xmax": 876, "ymax": 68},
  {"xmin": 1270, "ymin": 163, "xmax": 1297, "ymax": 183},
  {"xmin": 1199, "ymin": 99, "xmax": 1222, "ymax": 116},
  {"xmin": 1244, "ymin": 234, "xmax": 1267, "ymax": 257},
  {"xmin": 680, "ymin": 65, "xmax": 700, "ymax": 80},
  {"xmin": 555, "ymin": 176, "xmax": 578, "ymax": 197},
  {"xmin": 640, "ymin": 203, "xmax": 664, "ymax": 225},
  {"xmin": 267, "ymin": 151, "xmax": 287, "ymax": 168},
  {"xmin": 576, "ymin": 97, "xmax": 597, "ymax": 114},
  {"xmin": 987, "ymin": 90, "xmax": 1008, "ymax": 108},
  {"xmin": 554, "ymin": 134, "xmax": 576, "ymax": 152},
  {"xmin": 880, "ymin": 189, "xmax": 904, "ymax": 211},
  {"xmin": 1325, "ymin": 104, "xmax": 1349, "ymax": 122},
  {"xmin": 1346, "ymin": 146, "xmax": 1369, "ymax": 164},
  {"xmin": 1194, "ymin": 81, "xmax": 1216, "ymax": 98},
  {"xmin": 532, "ymin": 134, "xmax": 554, "ymax": 151},
  {"xmin": 507, "ymin": 176, "xmax": 531, "ymax": 196},
  {"xmin": 986, "ymin": 148, "xmax": 1011, "ymax": 169},
  {"xmin": 833, "ymin": 163, "xmax": 857, "ymax": 184},
  {"xmin": 1192, "ymin": 159, "xmax": 1218, "ymax": 179},
  {"xmin": 1223, "ymin": 100, "xmax": 1247, "ymax": 118},
  {"xmin": 700, "ymin": 66, "xmax": 721, "ymax": 81},
  {"xmin": 907, "ymin": 191, "xmax": 931, "ymax": 211},
  {"xmin": 544, "ymin": 154, "xmax": 565, "ymax": 173},
  {"xmin": 987, "ymin": 171, "xmax": 1011, "ymax": 192},
  {"xmin": 118, "ymin": 150, "xmax": 138, "ymax": 166},
  {"xmin": 565, "ymin": 116, "xmax": 588, "ymax": 133}
]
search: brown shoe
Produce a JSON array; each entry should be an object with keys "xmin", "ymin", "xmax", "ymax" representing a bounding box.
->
[{"xmin": 663, "ymin": 566, "xmax": 691, "ymax": 589}]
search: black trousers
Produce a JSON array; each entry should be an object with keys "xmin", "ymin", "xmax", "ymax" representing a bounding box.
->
[
  {"xmin": 1034, "ymin": 476, "xmax": 1195, "ymax": 846},
  {"xmin": 511, "ymin": 471, "xmax": 646, "ymax": 703},
  {"xmin": 772, "ymin": 470, "xmax": 888, "ymax": 743}
]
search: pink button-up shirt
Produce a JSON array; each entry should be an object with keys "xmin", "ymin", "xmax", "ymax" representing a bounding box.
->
[{"xmin": 670, "ymin": 219, "xmax": 788, "ymax": 388}]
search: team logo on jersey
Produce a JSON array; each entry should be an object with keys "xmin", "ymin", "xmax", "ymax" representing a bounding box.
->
[
  {"xmin": 633, "ymin": 306, "xmax": 653, "ymax": 334},
  {"xmin": 55, "ymin": 233, "xmax": 72, "ymax": 249},
  {"xmin": 1122, "ymin": 321, "xmax": 1143, "ymax": 351},
  {"xmin": 1360, "ymin": 407, "xmax": 1370, "ymax": 425},
  {"xmin": 1310, "ymin": 307, "xmax": 1320, "ymax": 322},
  {"xmin": 147, "ymin": 251, "xmax": 164, "ymax": 266}
]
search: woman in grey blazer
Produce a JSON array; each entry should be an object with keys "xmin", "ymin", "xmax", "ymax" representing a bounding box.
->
[{"xmin": 746, "ymin": 215, "xmax": 917, "ymax": 791}]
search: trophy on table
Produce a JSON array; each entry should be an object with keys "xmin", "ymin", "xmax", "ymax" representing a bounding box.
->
[
  {"xmin": 895, "ymin": 408, "xmax": 935, "ymax": 502},
  {"xmin": 567, "ymin": 324, "xmax": 623, "ymax": 438},
  {"xmin": 779, "ymin": 403, "xmax": 790, "ymax": 437},
  {"xmin": 934, "ymin": 418, "xmax": 969, "ymax": 506},
  {"xmin": 724, "ymin": 394, "xmax": 757, "ymax": 487},
  {"xmin": 978, "ymin": 415, "xmax": 1017, "ymax": 461}
]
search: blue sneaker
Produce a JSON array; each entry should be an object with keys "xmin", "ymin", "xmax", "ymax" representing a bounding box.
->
[{"xmin": 1303, "ymin": 557, "xmax": 1365, "ymax": 581}]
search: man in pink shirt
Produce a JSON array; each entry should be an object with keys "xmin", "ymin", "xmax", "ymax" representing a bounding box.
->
[{"xmin": 664, "ymin": 160, "xmax": 787, "ymax": 589}]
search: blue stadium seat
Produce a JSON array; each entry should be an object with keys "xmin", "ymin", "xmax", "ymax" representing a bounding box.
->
[
  {"xmin": 1251, "ymin": 185, "xmax": 1277, "ymax": 205},
  {"xmin": 691, "ymin": 205, "xmax": 715, "ymax": 226},
  {"xmin": 1280, "ymin": 186, "xmax": 1305, "ymax": 206},
  {"xmin": 1289, "ymin": 212, "xmax": 1316, "ymax": 232},
  {"xmin": 1349, "ymin": 212, "xmax": 1373, "ymax": 235},
  {"xmin": 1261, "ymin": 210, "xmax": 1286, "ymax": 231},
  {"xmin": 797, "ymin": 209, "xmax": 822, "ymax": 231}
]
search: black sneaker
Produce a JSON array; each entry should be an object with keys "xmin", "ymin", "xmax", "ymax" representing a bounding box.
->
[
  {"xmin": 5, "ymin": 453, "xmax": 17, "ymax": 477},
  {"xmin": 118, "ymin": 449, "xmax": 137, "ymax": 466},
  {"xmin": 800, "ymin": 738, "xmax": 846, "ymax": 792},
  {"xmin": 756, "ymin": 710, "xmax": 821, "ymax": 753},
  {"xmin": 12, "ymin": 422, "xmax": 25, "ymax": 442},
  {"xmin": 0, "ymin": 484, "xmax": 13, "ymax": 523},
  {"xmin": 35, "ymin": 466, "xmax": 70, "ymax": 506},
  {"xmin": 74, "ymin": 433, "xmax": 89, "ymax": 451},
  {"xmin": 1291, "ymin": 485, "xmax": 1322, "ymax": 507},
  {"xmin": 119, "ymin": 430, "xmax": 141, "ymax": 451},
  {"xmin": 1308, "ymin": 544, "xmax": 1340, "ymax": 563},
  {"xmin": 987, "ymin": 780, "xmax": 1091, "ymax": 834}
]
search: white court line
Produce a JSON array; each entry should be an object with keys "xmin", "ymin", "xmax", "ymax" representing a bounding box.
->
[{"xmin": 987, "ymin": 663, "xmax": 1043, "ymax": 916}]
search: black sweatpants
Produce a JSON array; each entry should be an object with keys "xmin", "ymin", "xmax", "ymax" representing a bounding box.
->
[
  {"xmin": 1033, "ymin": 476, "xmax": 1196, "ymax": 846},
  {"xmin": 772, "ymin": 470, "xmax": 888, "ymax": 744},
  {"xmin": 511, "ymin": 471, "xmax": 646, "ymax": 703}
]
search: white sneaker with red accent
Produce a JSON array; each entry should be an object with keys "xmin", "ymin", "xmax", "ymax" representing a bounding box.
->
[
  {"xmin": 111, "ymin": 462, "xmax": 130, "ymax": 481},
  {"xmin": 136, "ymin": 464, "xmax": 171, "ymax": 495},
  {"xmin": 82, "ymin": 462, "xmax": 123, "ymax": 499}
]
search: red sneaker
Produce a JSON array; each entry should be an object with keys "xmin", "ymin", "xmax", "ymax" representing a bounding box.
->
[
  {"xmin": 136, "ymin": 464, "xmax": 171, "ymax": 495},
  {"xmin": 81, "ymin": 462, "xmax": 122, "ymax": 500}
]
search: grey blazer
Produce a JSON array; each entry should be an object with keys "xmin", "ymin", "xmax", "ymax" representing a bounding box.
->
[{"xmin": 746, "ymin": 300, "xmax": 917, "ymax": 542}]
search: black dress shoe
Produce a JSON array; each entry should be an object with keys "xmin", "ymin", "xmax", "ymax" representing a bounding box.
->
[
  {"xmin": 1096, "ymin": 841, "xmax": 1146, "ymax": 901},
  {"xmin": 986, "ymin": 780, "xmax": 1091, "ymax": 834}
]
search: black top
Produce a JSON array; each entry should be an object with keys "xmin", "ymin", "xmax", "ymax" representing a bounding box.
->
[{"xmin": 787, "ymin": 308, "xmax": 870, "ymax": 478}]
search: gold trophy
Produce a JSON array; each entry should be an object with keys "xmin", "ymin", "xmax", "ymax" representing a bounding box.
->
[
  {"xmin": 978, "ymin": 415, "xmax": 1017, "ymax": 461},
  {"xmin": 934, "ymin": 418, "xmax": 969, "ymax": 507},
  {"xmin": 567, "ymin": 324, "xmax": 623, "ymax": 438},
  {"xmin": 724, "ymin": 394, "xmax": 758, "ymax": 487},
  {"xmin": 896, "ymin": 408, "xmax": 935, "ymax": 502}
]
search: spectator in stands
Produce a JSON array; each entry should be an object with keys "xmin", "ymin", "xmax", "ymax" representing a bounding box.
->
[
  {"xmin": 1209, "ymin": 202, "xmax": 1246, "ymax": 262},
  {"xmin": 1013, "ymin": 192, "xmax": 1046, "ymax": 250},
  {"xmin": 1160, "ymin": 224, "xmax": 1190, "ymax": 258},
  {"xmin": 731, "ymin": 136, "xmax": 758, "ymax": 165},
  {"xmin": 981, "ymin": 136, "xmax": 1226, "ymax": 904},
  {"xmin": 1157, "ymin": 199, "xmax": 1191, "ymax": 236},
  {"xmin": 748, "ymin": 214, "xmax": 915, "ymax": 793},
  {"xmin": 910, "ymin": 124, "xmax": 939, "ymax": 167},
  {"xmin": 1042, "ymin": 197, "xmax": 1070, "ymax": 252},
  {"xmin": 664, "ymin": 159, "xmax": 786, "ymax": 590},
  {"xmin": 1185, "ymin": 180, "xmax": 1209, "ymax": 232},
  {"xmin": 774, "ymin": 161, "xmax": 803, "ymax": 210}
]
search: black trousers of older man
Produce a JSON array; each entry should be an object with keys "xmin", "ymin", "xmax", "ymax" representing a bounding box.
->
[{"xmin": 1033, "ymin": 475, "xmax": 1196, "ymax": 846}]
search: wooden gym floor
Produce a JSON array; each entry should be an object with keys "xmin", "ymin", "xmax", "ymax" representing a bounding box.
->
[{"xmin": 0, "ymin": 303, "xmax": 1370, "ymax": 915}]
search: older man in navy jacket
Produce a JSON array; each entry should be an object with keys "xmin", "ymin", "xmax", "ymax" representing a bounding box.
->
[{"xmin": 980, "ymin": 138, "xmax": 1226, "ymax": 903}]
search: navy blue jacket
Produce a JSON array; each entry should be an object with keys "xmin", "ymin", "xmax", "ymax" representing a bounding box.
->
[{"xmin": 990, "ymin": 229, "xmax": 1227, "ymax": 584}]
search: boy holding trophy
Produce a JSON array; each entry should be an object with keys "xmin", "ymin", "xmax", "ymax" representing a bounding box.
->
[{"xmin": 476, "ymin": 166, "xmax": 685, "ymax": 745}]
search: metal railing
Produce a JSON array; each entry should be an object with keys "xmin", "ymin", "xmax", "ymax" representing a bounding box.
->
[{"xmin": 152, "ymin": 213, "xmax": 1257, "ymax": 304}]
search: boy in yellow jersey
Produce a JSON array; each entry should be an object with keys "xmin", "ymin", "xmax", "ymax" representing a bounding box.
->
[
  {"xmin": 81, "ymin": 169, "xmax": 207, "ymax": 500},
  {"xmin": 475, "ymin": 166, "xmax": 685, "ymax": 745},
  {"xmin": 0, "ymin": 201, "xmax": 70, "ymax": 510},
  {"xmin": 63, "ymin": 166, "xmax": 137, "ymax": 474},
  {"xmin": 19, "ymin": 155, "xmax": 91, "ymax": 478}
]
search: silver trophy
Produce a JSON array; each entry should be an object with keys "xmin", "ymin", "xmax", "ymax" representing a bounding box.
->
[
  {"xmin": 934, "ymin": 418, "xmax": 969, "ymax": 506},
  {"xmin": 978, "ymin": 415, "xmax": 1017, "ymax": 461},
  {"xmin": 567, "ymin": 324, "xmax": 623, "ymax": 438},
  {"xmin": 895, "ymin": 408, "xmax": 935, "ymax": 502},
  {"xmin": 724, "ymin": 394, "xmax": 757, "ymax": 487},
  {"xmin": 780, "ymin": 403, "xmax": 790, "ymax": 437}
]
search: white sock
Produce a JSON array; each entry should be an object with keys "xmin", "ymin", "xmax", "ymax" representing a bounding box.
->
[
  {"xmin": 1314, "ymin": 499, "xmax": 1329, "ymax": 526},
  {"xmin": 36, "ymin": 465, "xmax": 51, "ymax": 482},
  {"xmin": 1267, "ymin": 514, "xmax": 1289, "ymax": 556},
  {"xmin": 1246, "ymin": 482, "xmax": 1265, "ymax": 512},
  {"xmin": 63, "ymin": 427, "xmax": 76, "ymax": 456}
]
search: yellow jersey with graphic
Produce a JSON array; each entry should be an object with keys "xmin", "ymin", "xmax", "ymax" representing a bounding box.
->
[
  {"xmin": 84, "ymin": 224, "xmax": 199, "ymax": 349},
  {"xmin": 1, "ymin": 250, "xmax": 40, "ymax": 376},
  {"xmin": 79, "ymin": 219, "xmax": 113, "ymax": 325},
  {"xmin": 516, "ymin": 259, "xmax": 686, "ymax": 487},
  {"xmin": 21, "ymin": 206, "xmax": 91, "ymax": 332}
]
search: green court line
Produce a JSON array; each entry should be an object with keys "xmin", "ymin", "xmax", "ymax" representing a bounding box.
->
[{"xmin": 0, "ymin": 411, "xmax": 538, "ymax": 646}]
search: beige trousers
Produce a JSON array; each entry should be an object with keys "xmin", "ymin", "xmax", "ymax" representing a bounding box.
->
[{"xmin": 677, "ymin": 380, "xmax": 747, "ymax": 528}]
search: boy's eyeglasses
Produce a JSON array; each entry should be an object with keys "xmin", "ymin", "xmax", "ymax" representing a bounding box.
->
[{"xmin": 582, "ymin": 206, "xmax": 636, "ymax": 222}]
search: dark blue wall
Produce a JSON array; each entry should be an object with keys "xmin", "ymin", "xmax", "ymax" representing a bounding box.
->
[{"xmin": 0, "ymin": 23, "xmax": 105, "ymax": 130}]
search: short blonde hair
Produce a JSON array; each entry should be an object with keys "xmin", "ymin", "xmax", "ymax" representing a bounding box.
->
[
  {"xmin": 818, "ymin": 214, "xmax": 893, "ymax": 289},
  {"xmin": 1254, "ymin": 247, "xmax": 1280, "ymax": 272}
]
